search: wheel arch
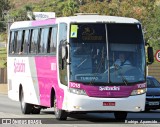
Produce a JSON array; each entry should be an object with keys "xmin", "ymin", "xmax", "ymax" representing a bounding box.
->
[{"xmin": 19, "ymin": 84, "xmax": 23, "ymax": 101}]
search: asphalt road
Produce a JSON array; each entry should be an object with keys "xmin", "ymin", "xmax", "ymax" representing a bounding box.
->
[{"xmin": 0, "ymin": 94, "xmax": 160, "ymax": 127}]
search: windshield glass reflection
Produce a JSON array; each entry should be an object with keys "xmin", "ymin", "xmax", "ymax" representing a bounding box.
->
[
  {"xmin": 70, "ymin": 24, "xmax": 108, "ymax": 83},
  {"xmin": 69, "ymin": 23, "xmax": 145, "ymax": 85}
]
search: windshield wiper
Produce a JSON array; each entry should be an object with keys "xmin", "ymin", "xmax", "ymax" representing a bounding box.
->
[
  {"xmin": 77, "ymin": 58, "xmax": 87, "ymax": 68},
  {"xmin": 114, "ymin": 64, "xmax": 128, "ymax": 86}
]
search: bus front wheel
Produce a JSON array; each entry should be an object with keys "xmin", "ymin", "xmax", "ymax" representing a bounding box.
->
[
  {"xmin": 114, "ymin": 111, "xmax": 127, "ymax": 121},
  {"xmin": 20, "ymin": 89, "xmax": 32, "ymax": 114},
  {"xmin": 54, "ymin": 96, "xmax": 67, "ymax": 120}
]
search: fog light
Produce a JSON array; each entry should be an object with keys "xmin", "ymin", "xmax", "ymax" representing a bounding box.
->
[
  {"xmin": 73, "ymin": 106, "xmax": 81, "ymax": 109},
  {"xmin": 135, "ymin": 106, "xmax": 140, "ymax": 110}
]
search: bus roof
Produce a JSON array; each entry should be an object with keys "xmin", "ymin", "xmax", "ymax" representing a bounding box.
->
[
  {"xmin": 65, "ymin": 15, "xmax": 139, "ymax": 23},
  {"xmin": 10, "ymin": 15, "xmax": 140, "ymax": 30}
]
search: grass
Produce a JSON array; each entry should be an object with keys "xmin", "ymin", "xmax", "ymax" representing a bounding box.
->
[{"xmin": 0, "ymin": 47, "xmax": 7, "ymax": 68}]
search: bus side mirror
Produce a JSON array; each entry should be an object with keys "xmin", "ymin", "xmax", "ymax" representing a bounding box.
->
[
  {"xmin": 62, "ymin": 45, "xmax": 68, "ymax": 60},
  {"xmin": 147, "ymin": 47, "xmax": 154, "ymax": 64}
]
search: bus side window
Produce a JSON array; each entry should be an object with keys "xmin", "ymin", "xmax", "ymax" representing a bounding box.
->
[
  {"xmin": 23, "ymin": 29, "xmax": 30, "ymax": 54},
  {"xmin": 9, "ymin": 31, "xmax": 15, "ymax": 54},
  {"xmin": 14, "ymin": 31, "xmax": 18, "ymax": 54},
  {"xmin": 16, "ymin": 30, "xmax": 23, "ymax": 54},
  {"xmin": 30, "ymin": 29, "xmax": 39, "ymax": 54},
  {"xmin": 49, "ymin": 26, "xmax": 57, "ymax": 54},
  {"xmin": 47, "ymin": 28, "xmax": 52, "ymax": 53},
  {"xmin": 39, "ymin": 28, "xmax": 49, "ymax": 54},
  {"xmin": 20, "ymin": 30, "xmax": 25, "ymax": 54}
]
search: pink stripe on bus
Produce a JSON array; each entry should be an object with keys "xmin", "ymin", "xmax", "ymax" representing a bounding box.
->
[
  {"xmin": 35, "ymin": 56, "xmax": 64, "ymax": 108},
  {"xmin": 32, "ymin": 19, "xmax": 56, "ymax": 26},
  {"xmin": 69, "ymin": 82, "xmax": 146, "ymax": 98}
]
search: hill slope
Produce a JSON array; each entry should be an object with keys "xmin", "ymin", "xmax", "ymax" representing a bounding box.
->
[{"xmin": 10, "ymin": 0, "xmax": 42, "ymax": 8}]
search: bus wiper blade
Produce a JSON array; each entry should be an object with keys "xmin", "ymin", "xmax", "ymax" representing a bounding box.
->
[
  {"xmin": 114, "ymin": 64, "xmax": 128, "ymax": 86},
  {"xmin": 77, "ymin": 58, "xmax": 87, "ymax": 68},
  {"xmin": 121, "ymin": 75, "xmax": 128, "ymax": 86}
]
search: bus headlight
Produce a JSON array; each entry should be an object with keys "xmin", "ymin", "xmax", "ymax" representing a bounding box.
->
[
  {"xmin": 69, "ymin": 88, "xmax": 87, "ymax": 95},
  {"xmin": 130, "ymin": 88, "xmax": 146, "ymax": 96}
]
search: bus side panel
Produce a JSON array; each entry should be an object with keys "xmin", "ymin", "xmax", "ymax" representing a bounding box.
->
[
  {"xmin": 8, "ymin": 57, "xmax": 20, "ymax": 101},
  {"xmin": 35, "ymin": 56, "xmax": 64, "ymax": 108},
  {"xmin": 8, "ymin": 57, "xmax": 40, "ymax": 105}
]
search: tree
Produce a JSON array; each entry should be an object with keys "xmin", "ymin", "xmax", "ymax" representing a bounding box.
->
[
  {"xmin": 10, "ymin": 4, "xmax": 34, "ymax": 21},
  {"xmin": 0, "ymin": 0, "xmax": 10, "ymax": 33},
  {"xmin": 33, "ymin": 0, "xmax": 66, "ymax": 17},
  {"xmin": 0, "ymin": 0, "xmax": 10, "ymax": 20},
  {"xmin": 79, "ymin": 1, "xmax": 109, "ymax": 14},
  {"xmin": 6, "ymin": 0, "xmax": 160, "ymax": 53},
  {"xmin": 144, "ymin": 4, "xmax": 160, "ymax": 51},
  {"xmin": 62, "ymin": 0, "xmax": 78, "ymax": 16}
]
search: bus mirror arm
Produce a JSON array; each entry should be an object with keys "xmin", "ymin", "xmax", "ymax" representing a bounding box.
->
[
  {"xmin": 62, "ymin": 45, "xmax": 68, "ymax": 60},
  {"xmin": 61, "ymin": 45, "xmax": 68, "ymax": 70}
]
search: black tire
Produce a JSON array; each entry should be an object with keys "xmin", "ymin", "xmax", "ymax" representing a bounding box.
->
[
  {"xmin": 114, "ymin": 111, "xmax": 127, "ymax": 121},
  {"xmin": 32, "ymin": 107, "xmax": 41, "ymax": 114},
  {"xmin": 20, "ymin": 89, "xmax": 32, "ymax": 114},
  {"xmin": 54, "ymin": 96, "xmax": 67, "ymax": 120},
  {"xmin": 145, "ymin": 108, "xmax": 150, "ymax": 112}
]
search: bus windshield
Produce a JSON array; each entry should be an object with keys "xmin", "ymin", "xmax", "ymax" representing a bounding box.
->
[{"xmin": 69, "ymin": 23, "xmax": 145, "ymax": 85}]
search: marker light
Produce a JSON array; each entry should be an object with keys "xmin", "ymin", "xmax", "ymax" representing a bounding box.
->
[
  {"xmin": 131, "ymin": 88, "xmax": 146, "ymax": 96},
  {"xmin": 69, "ymin": 88, "xmax": 87, "ymax": 95}
]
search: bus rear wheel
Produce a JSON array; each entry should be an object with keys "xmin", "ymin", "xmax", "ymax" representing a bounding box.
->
[
  {"xmin": 114, "ymin": 111, "xmax": 127, "ymax": 121},
  {"xmin": 32, "ymin": 107, "xmax": 41, "ymax": 114},
  {"xmin": 20, "ymin": 89, "xmax": 32, "ymax": 114},
  {"xmin": 54, "ymin": 96, "xmax": 67, "ymax": 120}
]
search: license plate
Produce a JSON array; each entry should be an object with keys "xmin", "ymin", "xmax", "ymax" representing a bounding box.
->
[
  {"xmin": 103, "ymin": 102, "xmax": 115, "ymax": 106},
  {"xmin": 149, "ymin": 102, "xmax": 159, "ymax": 106}
]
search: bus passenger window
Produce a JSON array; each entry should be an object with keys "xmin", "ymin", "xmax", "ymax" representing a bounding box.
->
[
  {"xmin": 9, "ymin": 31, "xmax": 15, "ymax": 54},
  {"xmin": 47, "ymin": 28, "xmax": 52, "ymax": 53},
  {"xmin": 49, "ymin": 26, "xmax": 57, "ymax": 54},
  {"xmin": 17, "ymin": 31, "xmax": 23, "ymax": 54},
  {"xmin": 19, "ymin": 30, "xmax": 25, "ymax": 55},
  {"xmin": 13, "ymin": 31, "xmax": 18, "ymax": 54},
  {"xmin": 39, "ymin": 28, "xmax": 49, "ymax": 53},
  {"xmin": 30, "ymin": 29, "xmax": 39, "ymax": 54},
  {"xmin": 23, "ymin": 30, "xmax": 30, "ymax": 54}
]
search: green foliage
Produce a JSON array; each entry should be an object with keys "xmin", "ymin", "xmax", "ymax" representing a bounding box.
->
[
  {"xmin": 9, "ymin": 4, "xmax": 34, "ymax": 21},
  {"xmin": 0, "ymin": 0, "xmax": 11, "ymax": 20},
  {"xmin": 3, "ymin": 0, "xmax": 160, "ymax": 53},
  {"xmin": 0, "ymin": 33, "xmax": 7, "ymax": 42},
  {"xmin": 144, "ymin": 5, "xmax": 160, "ymax": 52},
  {"xmin": 62, "ymin": 0, "xmax": 78, "ymax": 16},
  {"xmin": 0, "ymin": 48, "xmax": 7, "ymax": 68},
  {"xmin": 33, "ymin": 0, "xmax": 78, "ymax": 17},
  {"xmin": 0, "ymin": 22, "xmax": 6, "ymax": 32},
  {"xmin": 0, "ymin": 0, "xmax": 10, "ymax": 34}
]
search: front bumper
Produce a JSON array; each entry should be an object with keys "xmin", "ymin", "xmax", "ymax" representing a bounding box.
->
[{"xmin": 63, "ymin": 92, "xmax": 146, "ymax": 112}]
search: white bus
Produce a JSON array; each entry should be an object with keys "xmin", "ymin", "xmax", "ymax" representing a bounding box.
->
[{"xmin": 7, "ymin": 14, "xmax": 153, "ymax": 120}]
